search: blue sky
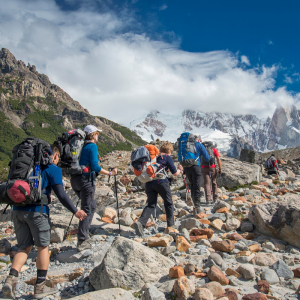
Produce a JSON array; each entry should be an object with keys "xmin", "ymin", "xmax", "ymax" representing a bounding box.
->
[{"xmin": 0, "ymin": 0, "xmax": 299, "ymax": 123}]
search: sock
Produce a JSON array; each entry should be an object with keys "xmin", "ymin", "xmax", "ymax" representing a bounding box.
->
[
  {"xmin": 36, "ymin": 269, "xmax": 47, "ymax": 284},
  {"xmin": 9, "ymin": 268, "xmax": 19, "ymax": 278}
]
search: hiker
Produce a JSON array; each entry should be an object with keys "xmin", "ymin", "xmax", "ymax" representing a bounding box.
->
[
  {"xmin": 201, "ymin": 138, "xmax": 222, "ymax": 204},
  {"xmin": 134, "ymin": 142, "xmax": 182, "ymax": 236},
  {"xmin": 265, "ymin": 153, "xmax": 279, "ymax": 175},
  {"xmin": 70, "ymin": 125, "xmax": 117, "ymax": 251},
  {"xmin": 2, "ymin": 144, "xmax": 87, "ymax": 300},
  {"xmin": 178, "ymin": 133, "xmax": 210, "ymax": 214}
]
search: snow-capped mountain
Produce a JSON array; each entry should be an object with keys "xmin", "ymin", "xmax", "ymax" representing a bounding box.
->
[{"xmin": 129, "ymin": 106, "xmax": 300, "ymax": 157}]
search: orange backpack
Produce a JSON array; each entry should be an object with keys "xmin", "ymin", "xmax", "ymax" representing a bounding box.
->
[{"xmin": 134, "ymin": 145, "xmax": 159, "ymax": 176}]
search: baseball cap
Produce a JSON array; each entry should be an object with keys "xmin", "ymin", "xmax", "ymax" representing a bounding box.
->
[{"xmin": 84, "ymin": 125, "xmax": 102, "ymax": 135}]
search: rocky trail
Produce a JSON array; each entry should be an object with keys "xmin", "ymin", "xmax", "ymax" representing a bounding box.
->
[{"xmin": 0, "ymin": 149, "xmax": 300, "ymax": 299}]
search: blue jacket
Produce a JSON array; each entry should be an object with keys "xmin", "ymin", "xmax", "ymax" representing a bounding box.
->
[
  {"xmin": 195, "ymin": 142, "xmax": 210, "ymax": 164},
  {"xmin": 79, "ymin": 143, "xmax": 101, "ymax": 173}
]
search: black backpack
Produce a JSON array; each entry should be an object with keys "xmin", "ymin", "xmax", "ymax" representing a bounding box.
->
[
  {"xmin": 54, "ymin": 129, "xmax": 87, "ymax": 174},
  {"xmin": 201, "ymin": 141, "xmax": 216, "ymax": 167},
  {"xmin": 0, "ymin": 137, "xmax": 51, "ymax": 208}
]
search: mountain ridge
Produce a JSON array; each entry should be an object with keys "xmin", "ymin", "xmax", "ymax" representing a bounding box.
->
[
  {"xmin": 0, "ymin": 48, "xmax": 146, "ymax": 178},
  {"xmin": 129, "ymin": 106, "xmax": 300, "ymax": 157}
]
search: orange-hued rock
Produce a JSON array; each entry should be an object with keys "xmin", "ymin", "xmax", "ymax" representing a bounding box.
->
[
  {"xmin": 158, "ymin": 214, "xmax": 167, "ymax": 222},
  {"xmin": 242, "ymin": 293, "xmax": 268, "ymax": 300},
  {"xmin": 190, "ymin": 272, "xmax": 207, "ymax": 278},
  {"xmin": 174, "ymin": 276, "xmax": 195, "ymax": 300},
  {"xmin": 190, "ymin": 228, "xmax": 214, "ymax": 238},
  {"xmin": 176, "ymin": 236, "xmax": 191, "ymax": 252},
  {"xmin": 257, "ymin": 280, "xmax": 270, "ymax": 294},
  {"xmin": 216, "ymin": 207, "xmax": 229, "ymax": 214},
  {"xmin": 103, "ymin": 207, "xmax": 117, "ymax": 220},
  {"xmin": 195, "ymin": 212, "xmax": 208, "ymax": 219},
  {"xmin": 199, "ymin": 219, "xmax": 210, "ymax": 225},
  {"xmin": 225, "ymin": 268, "xmax": 242, "ymax": 278},
  {"xmin": 248, "ymin": 244, "xmax": 262, "ymax": 252},
  {"xmin": 208, "ymin": 266, "xmax": 229, "ymax": 285},
  {"xmin": 232, "ymin": 197, "xmax": 247, "ymax": 202},
  {"xmin": 169, "ymin": 266, "xmax": 185, "ymax": 279},
  {"xmin": 211, "ymin": 240, "xmax": 235, "ymax": 253},
  {"xmin": 165, "ymin": 227, "xmax": 179, "ymax": 234},
  {"xmin": 147, "ymin": 236, "xmax": 173, "ymax": 247},
  {"xmin": 227, "ymin": 233, "xmax": 243, "ymax": 241},
  {"xmin": 190, "ymin": 235, "xmax": 208, "ymax": 242},
  {"xmin": 101, "ymin": 217, "xmax": 114, "ymax": 224},
  {"xmin": 145, "ymin": 222, "xmax": 155, "ymax": 228}
]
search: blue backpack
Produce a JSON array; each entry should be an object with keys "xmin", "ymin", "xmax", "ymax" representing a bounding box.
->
[{"xmin": 177, "ymin": 132, "xmax": 198, "ymax": 167}]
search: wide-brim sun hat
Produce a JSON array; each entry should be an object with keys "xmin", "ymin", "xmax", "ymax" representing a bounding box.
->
[{"xmin": 84, "ymin": 125, "xmax": 102, "ymax": 135}]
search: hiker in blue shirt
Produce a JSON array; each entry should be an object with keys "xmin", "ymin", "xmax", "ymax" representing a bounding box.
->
[
  {"xmin": 3, "ymin": 144, "xmax": 87, "ymax": 300},
  {"xmin": 70, "ymin": 125, "xmax": 117, "ymax": 251},
  {"xmin": 182, "ymin": 134, "xmax": 210, "ymax": 215}
]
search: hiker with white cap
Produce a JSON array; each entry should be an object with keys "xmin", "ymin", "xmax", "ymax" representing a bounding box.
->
[{"xmin": 70, "ymin": 125, "xmax": 117, "ymax": 251}]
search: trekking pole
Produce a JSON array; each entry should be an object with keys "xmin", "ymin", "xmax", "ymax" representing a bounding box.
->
[
  {"xmin": 219, "ymin": 173, "xmax": 223, "ymax": 199},
  {"xmin": 64, "ymin": 198, "xmax": 80, "ymax": 240},
  {"xmin": 114, "ymin": 172, "xmax": 121, "ymax": 236}
]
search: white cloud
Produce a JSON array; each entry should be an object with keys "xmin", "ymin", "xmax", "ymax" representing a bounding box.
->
[
  {"xmin": 241, "ymin": 55, "xmax": 250, "ymax": 66},
  {"xmin": 268, "ymin": 40, "xmax": 273, "ymax": 45},
  {"xmin": 0, "ymin": 0, "xmax": 299, "ymax": 126},
  {"xmin": 159, "ymin": 4, "xmax": 168, "ymax": 11}
]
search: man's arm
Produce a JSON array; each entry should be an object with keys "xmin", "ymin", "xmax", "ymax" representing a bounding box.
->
[
  {"xmin": 52, "ymin": 184, "xmax": 86, "ymax": 221},
  {"xmin": 196, "ymin": 143, "xmax": 210, "ymax": 162}
]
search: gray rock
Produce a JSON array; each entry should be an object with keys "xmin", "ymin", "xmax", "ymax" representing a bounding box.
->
[
  {"xmin": 205, "ymin": 253, "xmax": 226, "ymax": 270},
  {"xmin": 245, "ymin": 189, "xmax": 261, "ymax": 197},
  {"xmin": 119, "ymin": 216, "xmax": 133, "ymax": 226},
  {"xmin": 236, "ymin": 255, "xmax": 254, "ymax": 264},
  {"xmin": 50, "ymin": 228, "xmax": 65, "ymax": 243},
  {"xmin": 228, "ymin": 275, "xmax": 242, "ymax": 286},
  {"xmin": 236, "ymin": 264, "xmax": 256, "ymax": 280},
  {"xmin": 271, "ymin": 259, "xmax": 294, "ymax": 279},
  {"xmin": 0, "ymin": 239, "xmax": 11, "ymax": 254},
  {"xmin": 157, "ymin": 280, "xmax": 175, "ymax": 293},
  {"xmin": 89, "ymin": 237, "xmax": 174, "ymax": 290},
  {"xmin": 180, "ymin": 228, "xmax": 191, "ymax": 243},
  {"xmin": 213, "ymin": 200, "xmax": 231, "ymax": 211},
  {"xmin": 69, "ymin": 288, "xmax": 135, "ymax": 299},
  {"xmin": 261, "ymin": 269, "xmax": 280, "ymax": 285},
  {"xmin": 161, "ymin": 246, "xmax": 176, "ymax": 256},
  {"xmin": 240, "ymin": 221, "xmax": 254, "ymax": 232},
  {"xmin": 248, "ymin": 193, "xmax": 300, "ymax": 248},
  {"xmin": 142, "ymin": 284, "xmax": 166, "ymax": 300},
  {"xmin": 56, "ymin": 249, "xmax": 82, "ymax": 263},
  {"xmin": 180, "ymin": 218, "xmax": 200, "ymax": 230},
  {"xmin": 207, "ymin": 213, "xmax": 226, "ymax": 222}
]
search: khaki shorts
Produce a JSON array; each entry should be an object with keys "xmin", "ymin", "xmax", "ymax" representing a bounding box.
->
[{"xmin": 12, "ymin": 211, "xmax": 51, "ymax": 249}]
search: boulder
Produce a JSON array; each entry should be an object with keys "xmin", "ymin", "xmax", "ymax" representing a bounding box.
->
[
  {"xmin": 248, "ymin": 193, "xmax": 300, "ymax": 248},
  {"xmin": 214, "ymin": 156, "xmax": 261, "ymax": 189},
  {"xmin": 240, "ymin": 149, "xmax": 260, "ymax": 164},
  {"xmin": 242, "ymin": 293, "xmax": 268, "ymax": 300},
  {"xmin": 257, "ymin": 280, "xmax": 270, "ymax": 294},
  {"xmin": 225, "ymin": 219, "xmax": 241, "ymax": 231},
  {"xmin": 89, "ymin": 237, "xmax": 174, "ymax": 290},
  {"xmin": 236, "ymin": 264, "xmax": 255, "ymax": 280},
  {"xmin": 69, "ymin": 288, "xmax": 135, "ymax": 299}
]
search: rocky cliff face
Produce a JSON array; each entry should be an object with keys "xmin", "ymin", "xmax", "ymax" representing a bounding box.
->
[
  {"xmin": 0, "ymin": 48, "xmax": 145, "ymax": 170},
  {"xmin": 130, "ymin": 106, "xmax": 300, "ymax": 157}
]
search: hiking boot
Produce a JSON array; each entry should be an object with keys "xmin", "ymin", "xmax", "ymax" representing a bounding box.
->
[
  {"xmin": 133, "ymin": 221, "xmax": 144, "ymax": 237},
  {"xmin": 77, "ymin": 238, "xmax": 93, "ymax": 252},
  {"xmin": 2, "ymin": 275, "xmax": 18, "ymax": 299},
  {"xmin": 206, "ymin": 200, "xmax": 212, "ymax": 206},
  {"xmin": 34, "ymin": 281, "xmax": 58, "ymax": 299}
]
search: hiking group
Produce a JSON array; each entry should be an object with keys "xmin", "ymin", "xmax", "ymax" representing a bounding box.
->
[
  {"xmin": 0, "ymin": 127, "xmax": 222, "ymax": 299},
  {"xmin": 133, "ymin": 132, "xmax": 222, "ymax": 237}
]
